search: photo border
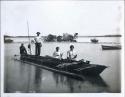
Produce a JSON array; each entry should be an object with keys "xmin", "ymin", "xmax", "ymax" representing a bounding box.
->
[{"xmin": 0, "ymin": 0, "xmax": 124, "ymax": 97}]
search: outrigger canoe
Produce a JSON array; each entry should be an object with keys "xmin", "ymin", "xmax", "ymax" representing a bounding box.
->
[{"xmin": 15, "ymin": 55, "xmax": 107, "ymax": 78}]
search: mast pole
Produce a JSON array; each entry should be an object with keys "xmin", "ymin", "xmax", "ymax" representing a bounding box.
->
[{"xmin": 27, "ymin": 20, "xmax": 32, "ymax": 55}]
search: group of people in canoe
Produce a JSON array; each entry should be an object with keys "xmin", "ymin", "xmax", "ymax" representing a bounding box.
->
[
  {"xmin": 20, "ymin": 32, "xmax": 77, "ymax": 60},
  {"xmin": 53, "ymin": 45, "xmax": 77, "ymax": 60}
]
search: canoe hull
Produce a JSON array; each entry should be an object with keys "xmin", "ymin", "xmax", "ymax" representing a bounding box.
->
[{"xmin": 18, "ymin": 55, "xmax": 107, "ymax": 77}]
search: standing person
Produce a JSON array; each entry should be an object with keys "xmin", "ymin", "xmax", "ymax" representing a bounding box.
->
[
  {"xmin": 53, "ymin": 47, "xmax": 63, "ymax": 59},
  {"xmin": 67, "ymin": 45, "xmax": 77, "ymax": 60},
  {"xmin": 34, "ymin": 32, "xmax": 42, "ymax": 56}
]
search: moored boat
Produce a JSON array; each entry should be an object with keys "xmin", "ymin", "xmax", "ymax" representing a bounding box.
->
[
  {"xmin": 102, "ymin": 45, "xmax": 121, "ymax": 50},
  {"xmin": 15, "ymin": 55, "xmax": 107, "ymax": 78},
  {"xmin": 91, "ymin": 38, "xmax": 98, "ymax": 43}
]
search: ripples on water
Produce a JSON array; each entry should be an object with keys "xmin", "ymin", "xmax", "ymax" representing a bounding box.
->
[{"xmin": 4, "ymin": 41, "xmax": 121, "ymax": 93}]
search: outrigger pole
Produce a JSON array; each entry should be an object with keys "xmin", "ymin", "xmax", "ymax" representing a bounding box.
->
[{"xmin": 27, "ymin": 20, "xmax": 32, "ymax": 55}]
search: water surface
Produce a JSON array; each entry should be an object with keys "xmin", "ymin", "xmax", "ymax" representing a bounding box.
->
[{"xmin": 4, "ymin": 38, "xmax": 121, "ymax": 93}]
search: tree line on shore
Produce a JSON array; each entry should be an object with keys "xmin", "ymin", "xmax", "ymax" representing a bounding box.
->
[
  {"xmin": 4, "ymin": 33, "xmax": 78, "ymax": 43},
  {"xmin": 44, "ymin": 33, "xmax": 78, "ymax": 42}
]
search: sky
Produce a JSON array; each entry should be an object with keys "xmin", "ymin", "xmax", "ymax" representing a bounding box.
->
[{"xmin": 1, "ymin": 1, "xmax": 124, "ymax": 36}]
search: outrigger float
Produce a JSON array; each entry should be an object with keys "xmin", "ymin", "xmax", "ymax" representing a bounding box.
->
[{"xmin": 14, "ymin": 54, "xmax": 108, "ymax": 79}]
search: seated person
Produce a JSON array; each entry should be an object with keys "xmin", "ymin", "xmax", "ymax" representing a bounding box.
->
[
  {"xmin": 67, "ymin": 45, "xmax": 77, "ymax": 60},
  {"xmin": 20, "ymin": 43, "xmax": 27, "ymax": 56},
  {"xmin": 53, "ymin": 47, "xmax": 63, "ymax": 59}
]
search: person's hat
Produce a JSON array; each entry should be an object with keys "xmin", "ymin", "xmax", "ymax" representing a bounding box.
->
[
  {"xmin": 36, "ymin": 32, "xmax": 40, "ymax": 35},
  {"xmin": 70, "ymin": 45, "xmax": 74, "ymax": 48}
]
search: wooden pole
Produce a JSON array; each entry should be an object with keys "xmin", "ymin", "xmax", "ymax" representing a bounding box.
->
[{"xmin": 27, "ymin": 20, "xmax": 32, "ymax": 55}]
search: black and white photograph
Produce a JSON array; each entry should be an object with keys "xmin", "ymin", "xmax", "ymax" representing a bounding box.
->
[{"xmin": 0, "ymin": 0, "xmax": 124, "ymax": 97}]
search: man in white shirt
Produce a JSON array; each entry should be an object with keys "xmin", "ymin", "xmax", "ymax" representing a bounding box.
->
[
  {"xmin": 34, "ymin": 32, "xmax": 42, "ymax": 56},
  {"xmin": 67, "ymin": 45, "xmax": 77, "ymax": 60},
  {"xmin": 53, "ymin": 47, "xmax": 63, "ymax": 59}
]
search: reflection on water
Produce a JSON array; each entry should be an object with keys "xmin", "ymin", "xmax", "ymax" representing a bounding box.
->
[
  {"xmin": 4, "ymin": 42, "xmax": 121, "ymax": 93},
  {"xmin": 52, "ymin": 72, "xmax": 109, "ymax": 93},
  {"xmin": 34, "ymin": 67, "xmax": 42, "ymax": 92}
]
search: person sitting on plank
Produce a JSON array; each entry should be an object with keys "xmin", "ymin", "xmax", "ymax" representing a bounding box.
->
[
  {"xmin": 67, "ymin": 45, "xmax": 77, "ymax": 60},
  {"xmin": 53, "ymin": 47, "xmax": 63, "ymax": 59},
  {"xmin": 20, "ymin": 43, "xmax": 27, "ymax": 56}
]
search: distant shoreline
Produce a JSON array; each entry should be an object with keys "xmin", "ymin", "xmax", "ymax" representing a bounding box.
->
[
  {"xmin": 4, "ymin": 35, "xmax": 122, "ymax": 38},
  {"xmin": 4, "ymin": 41, "xmax": 121, "ymax": 44}
]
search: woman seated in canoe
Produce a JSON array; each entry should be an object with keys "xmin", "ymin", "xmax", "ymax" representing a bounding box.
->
[
  {"xmin": 67, "ymin": 45, "xmax": 77, "ymax": 60},
  {"xmin": 56, "ymin": 45, "xmax": 77, "ymax": 68},
  {"xmin": 53, "ymin": 47, "xmax": 63, "ymax": 59}
]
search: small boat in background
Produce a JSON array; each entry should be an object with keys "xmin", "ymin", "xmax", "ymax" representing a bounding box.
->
[
  {"xmin": 91, "ymin": 38, "xmax": 98, "ymax": 43},
  {"xmin": 4, "ymin": 39, "xmax": 13, "ymax": 43},
  {"xmin": 102, "ymin": 45, "xmax": 121, "ymax": 50}
]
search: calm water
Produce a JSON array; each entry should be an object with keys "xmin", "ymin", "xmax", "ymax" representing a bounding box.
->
[{"xmin": 4, "ymin": 38, "xmax": 121, "ymax": 93}]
